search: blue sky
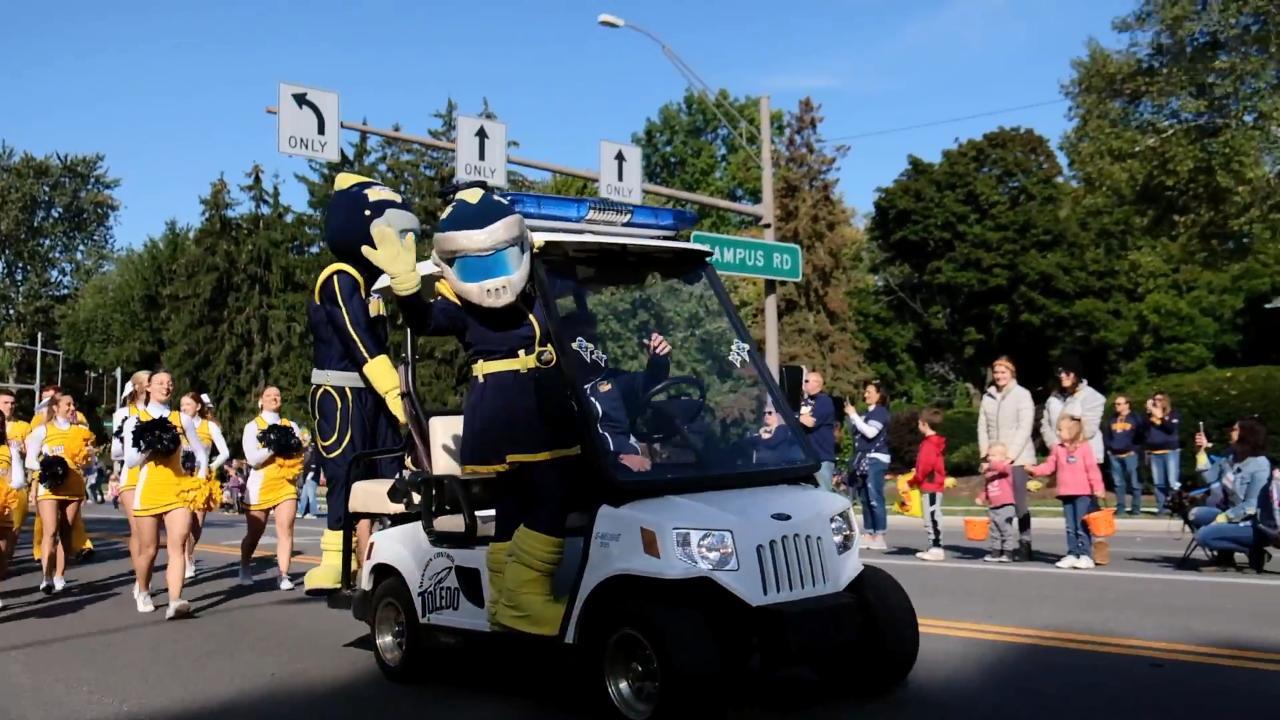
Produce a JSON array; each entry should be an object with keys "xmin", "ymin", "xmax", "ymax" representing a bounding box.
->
[{"xmin": 2, "ymin": 0, "xmax": 1128, "ymax": 248}]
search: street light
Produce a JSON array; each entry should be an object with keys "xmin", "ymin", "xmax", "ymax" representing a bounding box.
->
[{"xmin": 596, "ymin": 12, "xmax": 780, "ymax": 377}]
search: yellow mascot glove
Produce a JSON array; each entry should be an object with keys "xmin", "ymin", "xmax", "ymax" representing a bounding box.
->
[
  {"xmin": 361, "ymin": 224, "xmax": 420, "ymax": 297},
  {"xmin": 1213, "ymin": 512, "xmax": 1229, "ymax": 525},
  {"xmin": 944, "ymin": 476, "xmax": 957, "ymax": 489},
  {"xmin": 1027, "ymin": 479, "xmax": 1045, "ymax": 493},
  {"xmin": 363, "ymin": 354, "xmax": 407, "ymax": 425}
]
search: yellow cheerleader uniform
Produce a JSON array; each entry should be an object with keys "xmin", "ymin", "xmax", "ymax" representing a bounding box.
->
[
  {"xmin": 0, "ymin": 445, "xmax": 20, "ymax": 529},
  {"xmin": 26, "ymin": 418, "xmax": 95, "ymax": 560},
  {"xmin": 128, "ymin": 407, "xmax": 204, "ymax": 517},
  {"xmin": 243, "ymin": 415, "xmax": 303, "ymax": 511},
  {"xmin": 30, "ymin": 421, "xmax": 93, "ymax": 502},
  {"xmin": 188, "ymin": 418, "xmax": 226, "ymax": 513},
  {"xmin": 6, "ymin": 419, "xmax": 31, "ymax": 530}
]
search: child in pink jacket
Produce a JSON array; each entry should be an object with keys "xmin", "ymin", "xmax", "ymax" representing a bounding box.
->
[
  {"xmin": 977, "ymin": 443, "xmax": 1017, "ymax": 562},
  {"xmin": 1027, "ymin": 415, "xmax": 1106, "ymax": 569}
]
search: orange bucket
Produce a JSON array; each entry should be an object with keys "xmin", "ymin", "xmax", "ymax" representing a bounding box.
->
[
  {"xmin": 1084, "ymin": 507, "xmax": 1116, "ymax": 537},
  {"xmin": 964, "ymin": 516, "xmax": 990, "ymax": 542}
]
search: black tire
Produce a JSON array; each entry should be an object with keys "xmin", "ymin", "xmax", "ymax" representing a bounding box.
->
[
  {"xmin": 369, "ymin": 575, "xmax": 423, "ymax": 683},
  {"xmin": 847, "ymin": 564, "xmax": 919, "ymax": 691},
  {"xmin": 586, "ymin": 604, "xmax": 726, "ymax": 720}
]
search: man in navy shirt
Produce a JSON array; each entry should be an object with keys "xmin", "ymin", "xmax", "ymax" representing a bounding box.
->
[{"xmin": 798, "ymin": 371, "xmax": 837, "ymax": 491}]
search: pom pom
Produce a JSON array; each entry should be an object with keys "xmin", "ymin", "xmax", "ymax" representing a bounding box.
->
[
  {"xmin": 257, "ymin": 424, "xmax": 303, "ymax": 458},
  {"xmin": 181, "ymin": 450, "xmax": 197, "ymax": 474},
  {"xmin": 39, "ymin": 455, "xmax": 70, "ymax": 490},
  {"xmin": 134, "ymin": 418, "xmax": 181, "ymax": 457}
]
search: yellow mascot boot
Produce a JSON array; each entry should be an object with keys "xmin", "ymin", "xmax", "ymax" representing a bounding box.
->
[
  {"xmin": 485, "ymin": 541, "xmax": 511, "ymax": 627},
  {"xmin": 494, "ymin": 526, "xmax": 566, "ymax": 636},
  {"xmin": 73, "ymin": 515, "xmax": 94, "ymax": 561},
  {"xmin": 304, "ymin": 529, "xmax": 350, "ymax": 595}
]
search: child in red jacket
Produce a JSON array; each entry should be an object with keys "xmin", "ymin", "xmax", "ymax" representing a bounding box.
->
[
  {"xmin": 910, "ymin": 408, "xmax": 947, "ymax": 561},
  {"xmin": 1027, "ymin": 414, "xmax": 1106, "ymax": 569},
  {"xmin": 977, "ymin": 443, "xmax": 1017, "ymax": 562}
]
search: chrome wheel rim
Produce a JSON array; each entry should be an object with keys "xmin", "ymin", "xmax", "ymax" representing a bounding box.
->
[
  {"xmin": 604, "ymin": 627, "xmax": 661, "ymax": 720},
  {"xmin": 374, "ymin": 598, "xmax": 407, "ymax": 667}
]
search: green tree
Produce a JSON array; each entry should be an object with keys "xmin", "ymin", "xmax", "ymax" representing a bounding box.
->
[
  {"xmin": 0, "ymin": 143, "xmax": 120, "ymax": 385},
  {"xmin": 863, "ymin": 127, "xmax": 1099, "ymax": 398},
  {"xmin": 1062, "ymin": 0, "xmax": 1280, "ymax": 381}
]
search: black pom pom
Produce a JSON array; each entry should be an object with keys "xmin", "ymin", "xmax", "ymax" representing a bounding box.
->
[
  {"xmin": 133, "ymin": 417, "xmax": 182, "ymax": 457},
  {"xmin": 181, "ymin": 450, "xmax": 197, "ymax": 474},
  {"xmin": 39, "ymin": 455, "xmax": 70, "ymax": 490},
  {"xmin": 257, "ymin": 424, "xmax": 303, "ymax": 459}
]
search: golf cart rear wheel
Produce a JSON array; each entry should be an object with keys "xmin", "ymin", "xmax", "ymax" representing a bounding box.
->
[
  {"xmin": 592, "ymin": 605, "xmax": 724, "ymax": 720},
  {"xmin": 847, "ymin": 565, "xmax": 919, "ymax": 691},
  {"xmin": 370, "ymin": 575, "xmax": 422, "ymax": 682}
]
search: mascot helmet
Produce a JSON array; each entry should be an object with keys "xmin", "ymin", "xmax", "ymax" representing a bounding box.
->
[
  {"xmin": 431, "ymin": 187, "xmax": 530, "ymax": 308},
  {"xmin": 325, "ymin": 173, "xmax": 421, "ymax": 286}
]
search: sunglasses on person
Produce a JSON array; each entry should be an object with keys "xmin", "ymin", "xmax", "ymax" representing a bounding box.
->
[{"xmin": 764, "ymin": 410, "xmax": 775, "ymax": 416}]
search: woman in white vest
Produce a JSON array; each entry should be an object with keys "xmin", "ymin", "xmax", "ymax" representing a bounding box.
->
[
  {"xmin": 977, "ymin": 356, "xmax": 1037, "ymax": 560},
  {"xmin": 239, "ymin": 386, "xmax": 305, "ymax": 591}
]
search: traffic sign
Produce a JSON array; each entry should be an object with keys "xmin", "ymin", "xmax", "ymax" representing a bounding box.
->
[
  {"xmin": 456, "ymin": 115, "xmax": 508, "ymax": 188},
  {"xmin": 277, "ymin": 83, "xmax": 339, "ymax": 162},
  {"xmin": 692, "ymin": 231, "xmax": 803, "ymax": 282},
  {"xmin": 599, "ymin": 141, "xmax": 642, "ymax": 203}
]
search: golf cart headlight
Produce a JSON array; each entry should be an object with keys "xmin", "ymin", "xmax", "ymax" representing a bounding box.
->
[
  {"xmin": 831, "ymin": 510, "xmax": 856, "ymax": 555},
  {"xmin": 673, "ymin": 529, "xmax": 738, "ymax": 571}
]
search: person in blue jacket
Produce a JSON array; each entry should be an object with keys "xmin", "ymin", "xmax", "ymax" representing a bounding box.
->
[
  {"xmin": 360, "ymin": 186, "xmax": 580, "ymax": 636},
  {"xmin": 750, "ymin": 404, "xmax": 803, "ymax": 465},
  {"xmin": 845, "ymin": 380, "xmax": 892, "ymax": 550},
  {"xmin": 1189, "ymin": 419, "xmax": 1271, "ymax": 556},
  {"xmin": 798, "ymin": 371, "xmax": 837, "ymax": 490},
  {"xmin": 302, "ymin": 173, "xmax": 415, "ymax": 594},
  {"xmin": 1144, "ymin": 391, "xmax": 1183, "ymax": 516},
  {"xmin": 1102, "ymin": 395, "xmax": 1146, "ymax": 516}
]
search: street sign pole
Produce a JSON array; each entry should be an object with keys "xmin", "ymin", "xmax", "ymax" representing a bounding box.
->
[
  {"xmin": 114, "ymin": 367, "xmax": 122, "ymax": 412},
  {"xmin": 760, "ymin": 96, "xmax": 778, "ymax": 380},
  {"xmin": 34, "ymin": 332, "xmax": 42, "ymax": 412}
]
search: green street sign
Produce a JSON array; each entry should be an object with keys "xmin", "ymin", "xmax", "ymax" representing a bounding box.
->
[{"xmin": 692, "ymin": 231, "xmax": 803, "ymax": 282}]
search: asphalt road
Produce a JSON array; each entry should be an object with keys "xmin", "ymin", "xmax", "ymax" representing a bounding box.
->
[{"xmin": 2, "ymin": 506, "xmax": 1278, "ymax": 719}]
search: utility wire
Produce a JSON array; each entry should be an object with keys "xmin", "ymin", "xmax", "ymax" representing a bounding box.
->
[{"xmin": 824, "ymin": 98, "xmax": 1069, "ymax": 143}]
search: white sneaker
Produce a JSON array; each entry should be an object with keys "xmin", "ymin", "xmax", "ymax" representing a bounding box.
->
[
  {"xmin": 184, "ymin": 562, "xmax": 196, "ymax": 580},
  {"xmin": 0, "ymin": 596, "xmax": 4, "ymax": 610},
  {"xmin": 982, "ymin": 553, "xmax": 1003, "ymax": 563},
  {"xmin": 303, "ymin": 514, "xmax": 315, "ymax": 519},
  {"xmin": 866, "ymin": 535, "xmax": 888, "ymax": 551},
  {"xmin": 1075, "ymin": 556, "xmax": 1096, "ymax": 570},
  {"xmin": 53, "ymin": 576, "xmax": 66, "ymax": 593},
  {"xmin": 136, "ymin": 592, "xmax": 156, "ymax": 613},
  {"xmin": 39, "ymin": 579, "xmax": 52, "ymax": 595},
  {"xmin": 278, "ymin": 575, "xmax": 295, "ymax": 591},
  {"xmin": 917, "ymin": 547, "xmax": 946, "ymax": 562},
  {"xmin": 165, "ymin": 598, "xmax": 191, "ymax": 620},
  {"xmin": 238, "ymin": 566, "xmax": 254, "ymax": 586},
  {"xmin": 1055, "ymin": 555, "xmax": 1080, "ymax": 569}
]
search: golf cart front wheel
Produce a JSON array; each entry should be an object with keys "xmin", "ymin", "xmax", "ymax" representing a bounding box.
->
[
  {"xmin": 592, "ymin": 605, "xmax": 724, "ymax": 720},
  {"xmin": 370, "ymin": 575, "xmax": 423, "ymax": 682},
  {"xmin": 847, "ymin": 564, "xmax": 919, "ymax": 691}
]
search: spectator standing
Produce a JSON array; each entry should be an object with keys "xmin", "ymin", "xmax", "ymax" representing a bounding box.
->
[
  {"xmin": 797, "ymin": 371, "xmax": 837, "ymax": 492},
  {"xmin": 1040, "ymin": 355, "xmax": 1106, "ymax": 463},
  {"xmin": 1028, "ymin": 415, "xmax": 1106, "ymax": 570},
  {"xmin": 977, "ymin": 356, "xmax": 1037, "ymax": 561},
  {"xmin": 909, "ymin": 408, "xmax": 948, "ymax": 561},
  {"xmin": 977, "ymin": 443, "xmax": 1017, "ymax": 562},
  {"xmin": 297, "ymin": 441, "xmax": 322, "ymax": 519},
  {"xmin": 1103, "ymin": 395, "xmax": 1146, "ymax": 516},
  {"xmin": 1145, "ymin": 391, "xmax": 1183, "ymax": 516},
  {"xmin": 844, "ymin": 381, "xmax": 891, "ymax": 551}
]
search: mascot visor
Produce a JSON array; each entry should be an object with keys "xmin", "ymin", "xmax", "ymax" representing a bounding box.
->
[{"xmin": 447, "ymin": 245, "xmax": 525, "ymax": 283}]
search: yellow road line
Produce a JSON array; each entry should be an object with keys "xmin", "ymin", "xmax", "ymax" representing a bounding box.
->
[{"xmin": 919, "ymin": 618, "xmax": 1280, "ymax": 663}]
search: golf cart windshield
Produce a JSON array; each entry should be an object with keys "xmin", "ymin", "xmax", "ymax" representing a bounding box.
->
[{"xmin": 540, "ymin": 252, "xmax": 816, "ymax": 490}]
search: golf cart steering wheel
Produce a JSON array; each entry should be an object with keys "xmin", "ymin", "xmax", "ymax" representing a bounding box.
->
[{"xmin": 630, "ymin": 375, "xmax": 707, "ymax": 445}]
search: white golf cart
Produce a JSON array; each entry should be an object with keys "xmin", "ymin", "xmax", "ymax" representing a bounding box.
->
[{"xmin": 347, "ymin": 194, "xmax": 919, "ymax": 719}]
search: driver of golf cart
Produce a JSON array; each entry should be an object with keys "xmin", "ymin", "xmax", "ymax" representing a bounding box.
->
[{"xmin": 560, "ymin": 308, "xmax": 672, "ymax": 474}]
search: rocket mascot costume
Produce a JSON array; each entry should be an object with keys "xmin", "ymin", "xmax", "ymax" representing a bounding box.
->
[
  {"xmin": 302, "ymin": 173, "xmax": 417, "ymax": 593},
  {"xmin": 361, "ymin": 185, "xmax": 580, "ymax": 636}
]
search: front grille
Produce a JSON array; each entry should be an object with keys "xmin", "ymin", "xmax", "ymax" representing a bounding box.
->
[{"xmin": 756, "ymin": 533, "xmax": 828, "ymax": 598}]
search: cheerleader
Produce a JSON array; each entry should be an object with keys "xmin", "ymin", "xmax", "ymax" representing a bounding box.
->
[
  {"xmin": 0, "ymin": 418, "xmax": 24, "ymax": 609},
  {"xmin": 0, "ymin": 390, "xmax": 29, "ymax": 577},
  {"xmin": 29, "ymin": 385, "xmax": 95, "ymax": 565},
  {"xmin": 122, "ymin": 370, "xmax": 207, "ymax": 619},
  {"xmin": 240, "ymin": 386, "xmax": 304, "ymax": 591},
  {"xmin": 24, "ymin": 392, "xmax": 95, "ymax": 594},
  {"xmin": 179, "ymin": 392, "xmax": 229, "ymax": 578},
  {"xmin": 110, "ymin": 370, "xmax": 150, "ymax": 597}
]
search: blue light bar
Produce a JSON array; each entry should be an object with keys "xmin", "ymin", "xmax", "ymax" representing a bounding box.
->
[{"xmin": 502, "ymin": 193, "xmax": 698, "ymax": 233}]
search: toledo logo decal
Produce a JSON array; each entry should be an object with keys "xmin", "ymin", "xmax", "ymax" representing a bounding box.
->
[{"xmin": 417, "ymin": 551, "xmax": 462, "ymax": 617}]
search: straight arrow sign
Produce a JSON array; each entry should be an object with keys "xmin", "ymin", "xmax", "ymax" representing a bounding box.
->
[
  {"xmin": 614, "ymin": 149, "xmax": 626, "ymax": 182},
  {"xmin": 455, "ymin": 115, "xmax": 508, "ymax": 188},
  {"xmin": 475, "ymin": 125, "xmax": 489, "ymax": 162},
  {"xmin": 599, "ymin": 141, "xmax": 642, "ymax": 204}
]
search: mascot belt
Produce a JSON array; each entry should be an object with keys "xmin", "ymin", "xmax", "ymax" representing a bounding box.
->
[{"xmin": 471, "ymin": 346, "xmax": 558, "ymax": 382}]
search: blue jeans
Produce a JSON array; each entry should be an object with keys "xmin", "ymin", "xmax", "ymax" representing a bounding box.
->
[
  {"xmin": 1108, "ymin": 452, "xmax": 1141, "ymax": 514},
  {"xmin": 855, "ymin": 458, "xmax": 888, "ymax": 534},
  {"xmin": 1061, "ymin": 495, "xmax": 1094, "ymax": 558},
  {"xmin": 1195, "ymin": 522, "xmax": 1256, "ymax": 554},
  {"xmin": 1188, "ymin": 505, "xmax": 1221, "ymax": 529},
  {"xmin": 815, "ymin": 461, "xmax": 836, "ymax": 492},
  {"xmin": 1150, "ymin": 450, "xmax": 1181, "ymax": 512},
  {"xmin": 298, "ymin": 479, "xmax": 319, "ymax": 517}
]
